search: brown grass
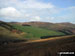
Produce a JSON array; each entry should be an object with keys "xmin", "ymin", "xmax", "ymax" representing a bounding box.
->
[{"xmin": 0, "ymin": 35, "xmax": 75, "ymax": 56}]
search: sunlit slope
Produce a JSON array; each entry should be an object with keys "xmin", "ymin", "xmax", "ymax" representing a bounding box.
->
[{"xmin": 13, "ymin": 24, "xmax": 65, "ymax": 39}]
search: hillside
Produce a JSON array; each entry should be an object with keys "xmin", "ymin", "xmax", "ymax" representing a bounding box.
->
[
  {"xmin": 0, "ymin": 35, "xmax": 75, "ymax": 56},
  {"xmin": 0, "ymin": 21, "xmax": 75, "ymax": 45},
  {"xmin": 0, "ymin": 21, "xmax": 27, "ymax": 45},
  {"xmin": 10, "ymin": 21, "xmax": 75, "ymax": 35},
  {"xmin": 0, "ymin": 21, "xmax": 66, "ymax": 40},
  {"xmin": 13, "ymin": 24, "xmax": 65, "ymax": 39},
  {"xmin": 0, "ymin": 21, "xmax": 75, "ymax": 56},
  {"xmin": 21, "ymin": 21, "xmax": 75, "ymax": 35}
]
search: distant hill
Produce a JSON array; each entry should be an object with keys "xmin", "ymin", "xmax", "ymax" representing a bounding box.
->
[
  {"xmin": 22, "ymin": 21, "xmax": 75, "ymax": 29},
  {"xmin": 0, "ymin": 21, "xmax": 75, "ymax": 40},
  {"xmin": 21, "ymin": 21, "xmax": 75, "ymax": 35},
  {"xmin": 0, "ymin": 21, "xmax": 65, "ymax": 40}
]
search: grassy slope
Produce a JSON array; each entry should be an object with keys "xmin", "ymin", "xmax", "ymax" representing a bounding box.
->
[
  {"xmin": 24, "ymin": 22, "xmax": 75, "ymax": 35},
  {"xmin": 13, "ymin": 24, "xmax": 65, "ymax": 39},
  {"xmin": 0, "ymin": 25, "xmax": 27, "ymax": 44}
]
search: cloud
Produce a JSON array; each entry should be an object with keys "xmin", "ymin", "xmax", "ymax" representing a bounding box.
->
[
  {"xmin": 0, "ymin": 0, "xmax": 75, "ymax": 23},
  {"xmin": 23, "ymin": 0, "xmax": 54, "ymax": 8},
  {"xmin": 0, "ymin": 7, "xmax": 30, "ymax": 21},
  {"xmin": 0, "ymin": 0, "xmax": 56, "ymax": 21},
  {"xmin": 0, "ymin": 0, "xmax": 54, "ymax": 9},
  {"xmin": 0, "ymin": 7, "xmax": 41, "ymax": 21},
  {"xmin": 30, "ymin": 16, "xmax": 41, "ymax": 21},
  {"xmin": 46, "ymin": 17, "xmax": 55, "ymax": 20},
  {"xmin": 0, "ymin": 7, "xmax": 21, "ymax": 18}
]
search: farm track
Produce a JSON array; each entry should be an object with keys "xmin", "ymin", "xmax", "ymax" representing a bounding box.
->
[{"xmin": 0, "ymin": 35, "xmax": 75, "ymax": 56}]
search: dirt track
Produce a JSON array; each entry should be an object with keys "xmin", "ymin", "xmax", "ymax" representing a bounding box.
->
[{"xmin": 0, "ymin": 35, "xmax": 75, "ymax": 56}]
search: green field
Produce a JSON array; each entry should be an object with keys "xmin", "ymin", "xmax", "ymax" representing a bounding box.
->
[{"xmin": 13, "ymin": 24, "xmax": 65, "ymax": 39}]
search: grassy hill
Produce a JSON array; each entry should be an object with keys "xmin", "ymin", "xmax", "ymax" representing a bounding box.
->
[
  {"xmin": 13, "ymin": 24, "xmax": 65, "ymax": 39},
  {"xmin": 0, "ymin": 21, "xmax": 75, "ymax": 56},
  {"xmin": 22, "ymin": 21, "xmax": 75, "ymax": 35},
  {"xmin": 1, "ymin": 21, "xmax": 75, "ymax": 40},
  {"xmin": 0, "ymin": 21, "xmax": 27, "ymax": 45},
  {"xmin": 0, "ymin": 21, "xmax": 65, "ymax": 40}
]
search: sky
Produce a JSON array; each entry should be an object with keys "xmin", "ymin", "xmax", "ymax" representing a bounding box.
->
[{"xmin": 0, "ymin": 0, "xmax": 75, "ymax": 23}]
